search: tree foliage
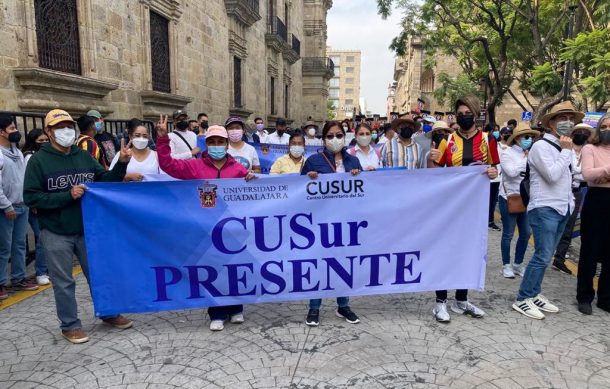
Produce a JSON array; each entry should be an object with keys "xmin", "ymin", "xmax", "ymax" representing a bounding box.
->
[
  {"xmin": 433, "ymin": 73, "xmax": 482, "ymax": 108},
  {"xmin": 327, "ymin": 99, "xmax": 336, "ymax": 120}
]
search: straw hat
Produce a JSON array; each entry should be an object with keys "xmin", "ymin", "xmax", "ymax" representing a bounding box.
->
[
  {"xmin": 425, "ymin": 120, "xmax": 451, "ymax": 138},
  {"xmin": 507, "ymin": 122, "xmax": 540, "ymax": 146},
  {"xmin": 541, "ymin": 101, "xmax": 585, "ymax": 129}
]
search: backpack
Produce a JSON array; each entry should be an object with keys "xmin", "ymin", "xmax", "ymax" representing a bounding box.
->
[{"xmin": 519, "ymin": 138, "xmax": 563, "ymax": 206}]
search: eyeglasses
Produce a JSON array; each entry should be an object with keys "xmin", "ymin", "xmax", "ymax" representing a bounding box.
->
[{"xmin": 325, "ymin": 133, "xmax": 345, "ymax": 140}]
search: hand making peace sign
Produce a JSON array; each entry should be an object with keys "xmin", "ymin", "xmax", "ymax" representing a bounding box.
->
[{"xmin": 156, "ymin": 114, "xmax": 169, "ymax": 137}]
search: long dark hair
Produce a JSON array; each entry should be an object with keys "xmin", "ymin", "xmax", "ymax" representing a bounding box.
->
[
  {"xmin": 322, "ymin": 120, "xmax": 344, "ymax": 139},
  {"xmin": 22, "ymin": 128, "xmax": 45, "ymax": 154},
  {"xmin": 126, "ymin": 118, "xmax": 143, "ymax": 137}
]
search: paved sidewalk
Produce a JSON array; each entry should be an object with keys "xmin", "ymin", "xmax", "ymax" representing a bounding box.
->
[{"xmin": 1, "ymin": 230, "xmax": 608, "ymax": 389}]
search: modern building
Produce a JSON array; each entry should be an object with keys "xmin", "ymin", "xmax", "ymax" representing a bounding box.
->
[
  {"xmin": 0, "ymin": 0, "xmax": 334, "ymax": 128},
  {"xmin": 327, "ymin": 48, "xmax": 361, "ymax": 120}
]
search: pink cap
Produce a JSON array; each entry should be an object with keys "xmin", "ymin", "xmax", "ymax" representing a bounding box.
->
[{"xmin": 205, "ymin": 125, "xmax": 228, "ymax": 139}]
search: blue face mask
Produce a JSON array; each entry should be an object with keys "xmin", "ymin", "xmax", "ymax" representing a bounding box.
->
[
  {"xmin": 492, "ymin": 131, "xmax": 500, "ymax": 140},
  {"xmin": 423, "ymin": 124, "xmax": 433, "ymax": 133},
  {"xmin": 208, "ymin": 146, "xmax": 227, "ymax": 160},
  {"xmin": 95, "ymin": 121, "xmax": 103, "ymax": 134},
  {"xmin": 519, "ymin": 138, "xmax": 533, "ymax": 150}
]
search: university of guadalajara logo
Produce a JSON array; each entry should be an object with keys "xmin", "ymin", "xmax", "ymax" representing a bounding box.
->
[
  {"xmin": 261, "ymin": 145, "xmax": 270, "ymax": 155},
  {"xmin": 198, "ymin": 182, "xmax": 218, "ymax": 208}
]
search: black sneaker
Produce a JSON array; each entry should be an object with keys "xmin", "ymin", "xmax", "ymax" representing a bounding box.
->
[
  {"xmin": 552, "ymin": 259, "xmax": 573, "ymax": 275},
  {"xmin": 578, "ymin": 302, "xmax": 593, "ymax": 315},
  {"xmin": 336, "ymin": 306, "xmax": 360, "ymax": 324},
  {"xmin": 488, "ymin": 222, "xmax": 501, "ymax": 231},
  {"xmin": 305, "ymin": 309, "xmax": 319, "ymax": 326}
]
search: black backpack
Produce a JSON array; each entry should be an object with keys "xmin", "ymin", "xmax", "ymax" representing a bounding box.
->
[{"xmin": 520, "ymin": 138, "xmax": 564, "ymax": 206}]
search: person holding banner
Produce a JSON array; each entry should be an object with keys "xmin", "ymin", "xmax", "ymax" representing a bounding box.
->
[
  {"xmin": 156, "ymin": 116, "xmax": 257, "ymax": 331},
  {"xmin": 301, "ymin": 120, "xmax": 362, "ymax": 326},
  {"xmin": 270, "ymin": 133, "xmax": 306, "ymax": 174},
  {"xmin": 429, "ymin": 96, "xmax": 499, "ymax": 323},
  {"xmin": 348, "ymin": 123, "xmax": 381, "ymax": 171},
  {"xmin": 23, "ymin": 109, "xmax": 134, "ymax": 344},
  {"xmin": 578, "ymin": 114, "xmax": 610, "ymax": 315},
  {"xmin": 225, "ymin": 117, "xmax": 261, "ymax": 173}
]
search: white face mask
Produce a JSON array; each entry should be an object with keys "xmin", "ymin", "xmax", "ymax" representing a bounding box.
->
[
  {"xmin": 357, "ymin": 135, "xmax": 372, "ymax": 147},
  {"xmin": 556, "ymin": 120, "xmax": 575, "ymax": 136},
  {"xmin": 54, "ymin": 127, "xmax": 76, "ymax": 147},
  {"xmin": 289, "ymin": 145, "xmax": 305, "ymax": 158},
  {"xmin": 326, "ymin": 137, "xmax": 345, "ymax": 153},
  {"xmin": 307, "ymin": 128, "xmax": 316, "ymax": 137},
  {"xmin": 132, "ymin": 137, "xmax": 149, "ymax": 150}
]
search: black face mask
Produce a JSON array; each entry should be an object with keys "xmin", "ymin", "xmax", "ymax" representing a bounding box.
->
[
  {"xmin": 7, "ymin": 131, "xmax": 22, "ymax": 144},
  {"xmin": 456, "ymin": 114, "xmax": 475, "ymax": 131},
  {"xmin": 599, "ymin": 131, "xmax": 610, "ymax": 145},
  {"xmin": 175, "ymin": 120, "xmax": 189, "ymax": 131},
  {"xmin": 502, "ymin": 134, "xmax": 510, "ymax": 142},
  {"xmin": 431, "ymin": 132, "xmax": 447, "ymax": 146},
  {"xmin": 400, "ymin": 127, "xmax": 415, "ymax": 139},
  {"xmin": 276, "ymin": 129, "xmax": 285, "ymax": 137},
  {"xmin": 200, "ymin": 120, "xmax": 209, "ymax": 129},
  {"xmin": 572, "ymin": 133, "xmax": 589, "ymax": 146}
]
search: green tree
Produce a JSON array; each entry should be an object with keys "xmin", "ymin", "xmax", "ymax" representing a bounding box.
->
[
  {"xmin": 327, "ymin": 99, "xmax": 336, "ymax": 120},
  {"xmin": 433, "ymin": 73, "xmax": 482, "ymax": 108}
]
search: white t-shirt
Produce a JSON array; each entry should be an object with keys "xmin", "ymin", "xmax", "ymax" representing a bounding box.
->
[
  {"xmin": 266, "ymin": 132, "xmax": 290, "ymax": 145},
  {"xmin": 169, "ymin": 130, "xmax": 198, "ymax": 159},
  {"xmin": 228, "ymin": 142, "xmax": 260, "ymax": 170},
  {"xmin": 305, "ymin": 137, "xmax": 323, "ymax": 146},
  {"xmin": 110, "ymin": 150, "xmax": 163, "ymax": 175}
]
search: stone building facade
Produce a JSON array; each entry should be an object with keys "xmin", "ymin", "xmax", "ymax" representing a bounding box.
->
[
  {"xmin": 0, "ymin": 0, "xmax": 334, "ymax": 127},
  {"xmin": 327, "ymin": 48, "xmax": 361, "ymax": 120}
]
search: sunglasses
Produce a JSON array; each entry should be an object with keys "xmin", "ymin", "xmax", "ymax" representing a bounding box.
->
[
  {"xmin": 325, "ymin": 133, "xmax": 345, "ymax": 140},
  {"xmin": 521, "ymin": 135, "xmax": 533, "ymax": 140},
  {"xmin": 600, "ymin": 126, "xmax": 610, "ymax": 130}
]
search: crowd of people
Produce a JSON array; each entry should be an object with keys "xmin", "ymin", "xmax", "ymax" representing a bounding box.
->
[{"xmin": 0, "ymin": 93, "xmax": 608, "ymax": 344}]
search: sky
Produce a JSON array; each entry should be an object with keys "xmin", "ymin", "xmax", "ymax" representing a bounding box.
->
[{"xmin": 327, "ymin": 0, "xmax": 403, "ymax": 115}]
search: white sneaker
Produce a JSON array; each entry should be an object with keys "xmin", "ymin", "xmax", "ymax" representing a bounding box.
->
[
  {"xmin": 36, "ymin": 275, "xmax": 50, "ymax": 285},
  {"xmin": 502, "ymin": 264, "xmax": 515, "ymax": 279},
  {"xmin": 512, "ymin": 298, "xmax": 545, "ymax": 320},
  {"xmin": 210, "ymin": 320, "xmax": 225, "ymax": 331},
  {"xmin": 451, "ymin": 300, "xmax": 485, "ymax": 318},
  {"xmin": 230, "ymin": 313, "xmax": 244, "ymax": 324},
  {"xmin": 533, "ymin": 294, "xmax": 559, "ymax": 313},
  {"xmin": 513, "ymin": 264, "xmax": 525, "ymax": 277},
  {"xmin": 433, "ymin": 300, "xmax": 451, "ymax": 323}
]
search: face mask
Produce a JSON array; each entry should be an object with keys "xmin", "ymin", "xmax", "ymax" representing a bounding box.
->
[
  {"xmin": 456, "ymin": 114, "xmax": 475, "ymax": 131},
  {"xmin": 256, "ymin": 123, "xmax": 264, "ymax": 131},
  {"xmin": 7, "ymin": 131, "xmax": 22, "ymax": 144},
  {"xmin": 54, "ymin": 127, "xmax": 76, "ymax": 147},
  {"xmin": 325, "ymin": 137, "xmax": 344, "ymax": 153},
  {"xmin": 95, "ymin": 121, "xmax": 104, "ymax": 134},
  {"xmin": 276, "ymin": 130, "xmax": 285, "ymax": 137},
  {"xmin": 492, "ymin": 131, "xmax": 500, "ymax": 140},
  {"xmin": 342, "ymin": 125, "xmax": 349, "ymax": 132},
  {"xmin": 431, "ymin": 133, "xmax": 447, "ymax": 146},
  {"xmin": 132, "ymin": 137, "xmax": 149, "ymax": 150},
  {"xmin": 289, "ymin": 145, "xmax": 305, "ymax": 158},
  {"xmin": 556, "ymin": 120, "xmax": 574, "ymax": 136},
  {"xmin": 519, "ymin": 138, "xmax": 533, "ymax": 150},
  {"xmin": 208, "ymin": 146, "xmax": 227, "ymax": 160},
  {"xmin": 400, "ymin": 127, "xmax": 414, "ymax": 139},
  {"xmin": 372, "ymin": 133, "xmax": 378, "ymax": 141},
  {"xmin": 357, "ymin": 135, "xmax": 372, "ymax": 147},
  {"xmin": 423, "ymin": 124, "xmax": 433, "ymax": 133},
  {"xmin": 307, "ymin": 128, "xmax": 316, "ymax": 137},
  {"xmin": 572, "ymin": 133, "xmax": 588, "ymax": 146},
  {"xmin": 176, "ymin": 120, "xmax": 189, "ymax": 131},
  {"xmin": 503, "ymin": 134, "xmax": 510, "ymax": 142},
  {"xmin": 599, "ymin": 131, "xmax": 610, "ymax": 145},
  {"xmin": 200, "ymin": 120, "xmax": 209, "ymax": 129},
  {"xmin": 228, "ymin": 129, "xmax": 243, "ymax": 143}
]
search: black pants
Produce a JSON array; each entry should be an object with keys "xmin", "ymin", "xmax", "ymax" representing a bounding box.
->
[
  {"xmin": 208, "ymin": 305, "xmax": 243, "ymax": 321},
  {"xmin": 577, "ymin": 188, "xmax": 610, "ymax": 306},
  {"xmin": 554, "ymin": 189, "xmax": 584, "ymax": 261},
  {"xmin": 436, "ymin": 289, "xmax": 468, "ymax": 302},
  {"xmin": 489, "ymin": 182, "xmax": 500, "ymax": 223}
]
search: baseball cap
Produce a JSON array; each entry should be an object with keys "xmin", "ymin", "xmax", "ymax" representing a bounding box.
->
[
  {"xmin": 86, "ymin": 110, "xmax": 102, "ymax": 119},
  {"xmin": 205, "ymin": 125, "xmax": 228, "ymax": 139},
  {"xmin": 224, "ymin": 116, "xmax": 244, "ymax": 128},
  {"xmin": 45, "ymin": 109, "xmax": 76, "ymax": 127},
  {"xmin": 422, "ymin": 114, "xmax": 437, "ymax": 124},
  {"xmin": 276, "ymin": 118, "xmax": 287, "ymax": 126},
  {"xmin": 173, "ymin": 110, "xmax": 188, "ymax": 120}
]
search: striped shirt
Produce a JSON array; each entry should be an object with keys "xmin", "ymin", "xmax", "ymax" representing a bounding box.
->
[
  {"xmin": 76, "ymin": 135, "xmax": 104, "ymax": 167},
  {"xmin": 380, "ymin": 137, "xmax": 424, "ymax": 169},
  {"xmin": 436, "ymin": 130, "xmax": 500, "ymax": 167}
]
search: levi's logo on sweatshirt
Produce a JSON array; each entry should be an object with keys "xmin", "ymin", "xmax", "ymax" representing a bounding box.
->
[{"xmin": 46, "ymin": 170, "xmax": 95, "ymax": 192}]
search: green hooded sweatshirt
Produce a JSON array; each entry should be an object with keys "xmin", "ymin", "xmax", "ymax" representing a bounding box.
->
[{"xmin": 23, "ymin": 142, "xmax": 127, "ymax": 235}]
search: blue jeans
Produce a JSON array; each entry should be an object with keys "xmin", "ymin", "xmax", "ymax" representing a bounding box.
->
[
  {"xmin": 517, "ymin": 207, "xmax": 570, "ymax": 301},
  {"xmin": 40, "ymin": 229, "xmax": 116, "ymax": 330},
  {"xmin": 309, "ymin": 297, "xmax": 349, "ymax": 310},
  {"xmin": 498, "ymin": 196, "xmax": 531, "ymax": 266},
  {"xmin": 0, "ymin": 205, "xmax": 29, "ymax": 285},
  {"xmin": 28, "ymin": 211, "xmax": 47, "ymax": 276}
]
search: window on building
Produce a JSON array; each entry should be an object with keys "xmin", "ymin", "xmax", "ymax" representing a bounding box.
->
[
  {"xmin": 150, "ymin": 11, "xmax": 171, "ymax": 92},
  {"xmin": 421, "ymin": 69, "xmax": 435, "ymax": 93},
  {"xmin": 330, "ymin": 99, "xmax": 339, "ymax": 109},
  {"xmin": 284, "ymin": 2, "xmax": 289, "ymax": 31},
  {"xmin": 330, "ymin": 56, "xmax": 340, "ymax": 66},
  {"xmin": 329, "ymin": 89, "xmax": 339, "ymax": 98},
  {"xmin": 346, "ymin": 67, "xmax": 354, "ymax": 73},
  {"xmin": 270, "ymin": 76, "xmax": 276, "ymax": 115},
  {"xmin": 346, "ymin": 78, "xmax": 354, "ymax": 84},
  {"xmin": 346, "ymin": 56, "xmax": 355, "ymax": 62},
  {"xmin": 268, "ymin": 0, "xmax": 276, "ymax": 22},
  {"xmin": 35, "ymin": 0, "xmax": 82, "ymax": 75},
  {"xmin": 345, "ymin": 88, "xmax": 354, "ymax": 95},
  {"xmin": 233, "ymin": 56, "xmax": 242, "ymax": 107},
  {"xmin": 330, "ymin": 78, "xmax": 339, "ymax": 88},
  {"xmin": 345, "ymin": 99, "xmax": 353, "ymax": 105},
  {"xmin": 334, "ymin": 67, "xmax": 340, "ymax": 77},
  {"xmin": 284, "ymin": 84, "xmax": 289, "ymax": 118}
]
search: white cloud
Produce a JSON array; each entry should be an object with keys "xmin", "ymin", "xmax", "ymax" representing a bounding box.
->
[{"xmin": 327, "ymin": 0, "xmax": 403, "ymax": 115}]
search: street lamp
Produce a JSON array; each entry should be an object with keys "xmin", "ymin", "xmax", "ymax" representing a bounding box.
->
[{"xmin": 562, "ymin": 3, "xmax": 579, "ymax": 101}]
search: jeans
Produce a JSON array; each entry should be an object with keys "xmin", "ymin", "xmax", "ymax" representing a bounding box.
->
[
  {"xmin": 28, "ymin": 211, "xmax": 47, "ymax": 276},
  {"xmin": 309, "ymin": 297, "xmax": 349, "ymax": 310},
  {"xmin": 489, "ymin": 182, "xmax": 500, "ymax": 223},
  {"xmin": 517, "ymin": 207, "xmax": 570, "ymax": 301},
  {"xmin": 41, "ymin": 229, "xmax": 116, "ymax": 330},
  {"xmin": 208, "ymin": 305, "xmax": 243, "ymax": 321},
  {"xmin": 498, "ymin": 196, "xmax": 531, "ymax": 265},
  {"xmin": 554, "ymin": 189, "xmax": 583, "ymax": 261},
  {"xmin": 0, "ymin": 204, "xmax": 29, "ymax": 285}
]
